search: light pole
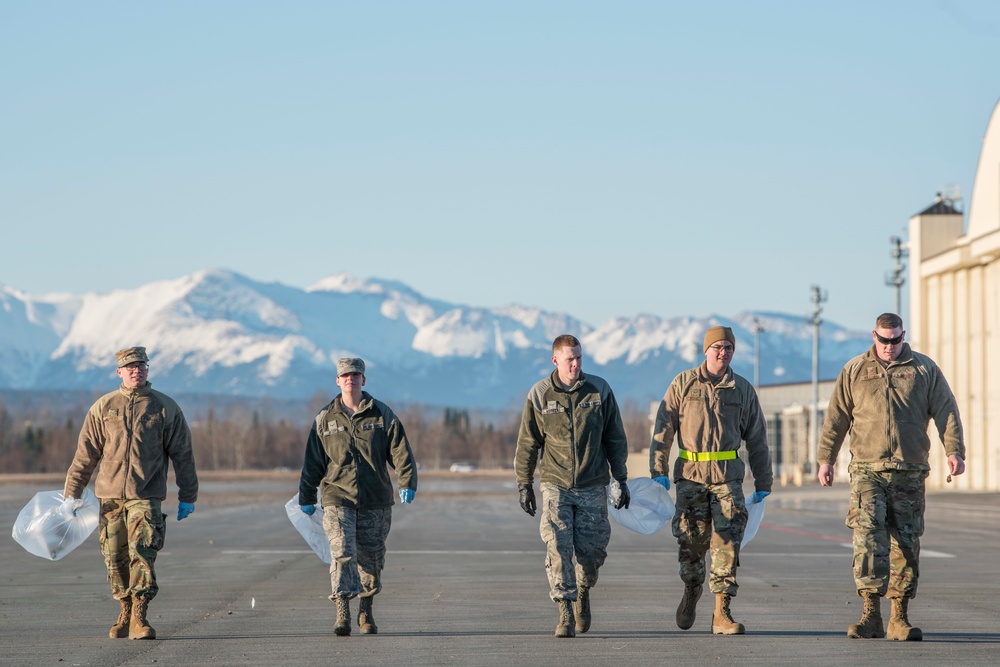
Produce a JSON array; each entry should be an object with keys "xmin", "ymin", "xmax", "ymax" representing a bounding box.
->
[
  {"xmin": 809, "ymin": 285, "xmax": 827, "ymax": 475},
  {"xmin": 886, "ymin": 236, "xmax": 908, "ymax": 315},
  {"xmin": 751, "ymin": 318, "xmax": 763, "ymax": 390}
]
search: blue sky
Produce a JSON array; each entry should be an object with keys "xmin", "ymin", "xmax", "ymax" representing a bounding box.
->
[{"xmin": 3, "ymin": 1, "xmax": 999, "ymax": 333}]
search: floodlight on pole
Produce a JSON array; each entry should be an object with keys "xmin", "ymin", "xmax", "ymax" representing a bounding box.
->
[
  {"xmin": 885, "ymin": 236, "xmax": 908, "ymax": 316},
  {"xmin": 809, "ymin": 285, "xmax": 827, "ymax": 475},
  {"xmin": 751, "ymin": 317, "xmax": 764, "ymax": 390}
]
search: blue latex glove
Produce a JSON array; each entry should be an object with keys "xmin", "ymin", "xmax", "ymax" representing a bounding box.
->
[
  {"xmin": 652, "ymin": 476, "xmax": 671, "ymax": 491},
  {"xmin": 399, "ymin": 488, "xmax": 415, "ymax": 504},
  {"xmin": 750, "ymin": 491, "xmax": 770, "ymax": 504},
  {"xmin": 177, "ymin": 502, "xmax": 195, "ymax": 521},
  {"xmin": 300, "ymin": 504, "xmax": 316, "ymax": 516}
]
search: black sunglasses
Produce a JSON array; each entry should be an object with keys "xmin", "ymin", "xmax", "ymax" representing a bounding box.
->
[{"xmin": 874, "ymin": 332, "xmax": 904, "ymax": 345}]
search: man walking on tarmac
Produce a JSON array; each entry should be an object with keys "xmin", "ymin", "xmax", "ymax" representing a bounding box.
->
[
  {"xmin": 818, "ymin": 312, "xmax": 966, "ymax": 641},
  {"xmin": 515, "ymin": 334, "xmax": 631, "ymax": 638},
  {"xmin": 650, "ymin": 325, "xmax": 772, "ymax": 635},
  {"xmin": 63, "ymin": 346, "xmax": 199, "ymax": 640},
  {"xmin": 299, "ymin": 357, "xmax": 418, "ymax": 636}
]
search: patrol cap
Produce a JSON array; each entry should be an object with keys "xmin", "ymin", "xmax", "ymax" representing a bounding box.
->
[
  {"xmin": 115, "ymin": 346, "xmax": 149, "ymax": 367},
  {"xmin": 336, "ymin": 357, "xmax": 365, "ymax": 376},
  {"xmin": 703, "ymin": 326, "xmax": 736, "ymax": 353}
]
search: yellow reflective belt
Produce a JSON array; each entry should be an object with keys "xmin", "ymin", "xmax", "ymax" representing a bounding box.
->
[{"xmin": 677, "ymin": 450, "xmax": 738, "ymax": 462}]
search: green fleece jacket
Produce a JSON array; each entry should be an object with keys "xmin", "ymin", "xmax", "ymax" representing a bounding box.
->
[
  {"xmin": 649, "ymin": 362, "xmax": 772, "ymax": 491},
  {"xmin": 515, "ymin": 370, "xmax": 629, "ymax": 490},
  {"xmin": 818, "ymin": 343, "xmax": 965, "ymax": 470},
  {"xmin": 298, "ymin": 392, "xmax": 417, "ymax": 510},
  {"xmin": 64, "ymin": 383, "xmax": 198, "ymax": 503}
]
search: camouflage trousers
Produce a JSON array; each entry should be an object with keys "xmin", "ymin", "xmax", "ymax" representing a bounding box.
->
[
  {"xmin": 99, "ymin": 498, "xmax": 166, "ymax": 601},
  {"xmin": 847, "ymin": 468, "xmax": 927, "ymax": 598},
  {"xmin": 539, "ymin": 483, "xmax": 611, "ymax": 601},
  {"xmin": 323, "ymin": 506, "xmax": 392, "ymax": 600},
  {"xmin": 671, "ymin": 479, "xmax": 747, "ymax": 596}
]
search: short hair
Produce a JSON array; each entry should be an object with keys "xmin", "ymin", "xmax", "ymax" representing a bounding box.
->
[
  {"xmin": 552, "ymin": 334, "xmax": 581, "ymax": 353},
  {"xmin": 875, "ymin": 313, "xmax": 903, "ymax": 330}
]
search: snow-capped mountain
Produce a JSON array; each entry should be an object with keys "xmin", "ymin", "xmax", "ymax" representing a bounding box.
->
[{"xmin": 0, "ymin": 270, "xmax": 870, "ymax": 408}]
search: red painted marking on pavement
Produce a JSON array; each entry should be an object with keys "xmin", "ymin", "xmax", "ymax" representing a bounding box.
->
[{"xmin": 759, "ymin": 522, "xmax": 851, "ymax": 544}]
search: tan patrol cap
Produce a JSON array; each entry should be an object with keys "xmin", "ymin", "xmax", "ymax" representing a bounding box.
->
[
  {"xmin": 336, "ymin": 357, "xmax": 365, "ymax": 376},
  {"xmin": 115, "ymin": 346, "xmax": 149, "ymax": 367}
]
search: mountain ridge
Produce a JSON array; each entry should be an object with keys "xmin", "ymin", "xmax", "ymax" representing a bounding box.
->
[{"xmin": 0, "ymin": 269, "xmax": 871, "ymax": 408}]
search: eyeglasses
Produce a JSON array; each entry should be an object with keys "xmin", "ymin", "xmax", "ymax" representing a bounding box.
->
[
  {"xmin": 874, "ymin": 332, "xmax": 904, "ymax": 345},
  {"xmin": 708, "ymin": 344, "xmax": 734, "ymax": 353},
  {"xmin": 123, "ymin": 363, "xmax": 149, "ymax": 372}
]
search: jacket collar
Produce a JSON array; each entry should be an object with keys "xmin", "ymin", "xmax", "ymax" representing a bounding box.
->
[
  {"xmin": 334, "ymin": 390, "xmax": 374, "ymax": 415},
  {"xmin": 698, "ymin": 361, "xmax": 735, "ymax": 387},
  {"xmin": 864, "ymin": 342, "xmax": 913, "ymax": 367},
  {"xmin": 118, "ymin": 382, "xmax": 153, "ymax": 398},
  {"xmin": 550, "ymin": 369, "xmax": 586, "ymax": 393}
]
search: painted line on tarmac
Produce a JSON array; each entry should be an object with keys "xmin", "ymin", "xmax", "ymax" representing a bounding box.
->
[
  {"xmin": 759, "ymin": 523, "xmax": 954, "ymax": 558},
  {"xmin": 759, "ymin": 522, "xmax": 851, "ymax": 543},
  {"xmin": 222, "ymin": 549, "xmax": 543, "ymax": 556},
  {"xmin": 222, "ymin": 548, "xmax": 858, "ymax": 558},
  {"xmin": 930, "ymin": 501, "xmax": 1000, "ymax": 515},
  {"xmin": 219, "ymin": 549, "xmax": 546, "ymax": 556},
  {"xmin": 836, "ymin": 543, "xmax": 954, "ymax": 558},
  {"xmin": 221, "ymin": 550, "xmax": 320, "ymax": 555}
]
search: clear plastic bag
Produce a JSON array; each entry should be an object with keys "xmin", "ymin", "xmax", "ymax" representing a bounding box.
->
[
  {"xmin": 12, "ymin": 488, "xmax": 100, "ymax": 561},
  {"xmin": 285, "ymin": 495, "xmax": 331, "ymax": 564},
  {"xmin": 741, "ymin": 494, "xmax": 766, "ymax": 549},
  {"xmin": 607, "ymin": 478, "xmax": 675, "ymax": 535}
]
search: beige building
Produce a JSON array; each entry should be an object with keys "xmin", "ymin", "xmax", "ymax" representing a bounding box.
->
[
  {"xmin": 756, "ymin": 380, "xmax": 835, "ymax": 486},
  {"xmin": 908, "ymin": 97, "xmax": 1000, "ymax": 491}
]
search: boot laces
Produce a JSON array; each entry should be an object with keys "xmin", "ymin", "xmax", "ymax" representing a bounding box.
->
[
  {"xmin": 894, "ymin": 600, "xmax": 910, "ymax": 625},
  {"xmin": 578, "ymin": 590, "xmax": 590, "ymax": 616},
  {"xmin": 719, "ymin": 595, "xmax": 735, "ymax": 621},
  {"xmin": 359, "ymin": 598, "xmax": 374, "ymax": 623},
  {"xmin": 560, "ymin": 601, "xmax": 573, "ymax": 625},
  {"xmin": 115, "ymin": 600, "xmax": 131, "ymax": 626},
  {"xmin": 680, "ymin": 588, "xmax": 698, "ymax": 614}
]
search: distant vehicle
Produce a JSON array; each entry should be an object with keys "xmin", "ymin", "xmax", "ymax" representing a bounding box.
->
[{"xmin": 449, "ymin": 463, "xmax": 476, "ymax": 473}]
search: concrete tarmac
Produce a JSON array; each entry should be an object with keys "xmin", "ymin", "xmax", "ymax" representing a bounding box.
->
[{"xmin": 2, "ymin": 471, "xmax": 998, "ymax": 666}]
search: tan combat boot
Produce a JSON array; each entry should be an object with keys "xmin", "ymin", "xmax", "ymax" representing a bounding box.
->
[
  {"xmin": 676, "ymin": 584, "xmax": 703, "ymax": 630},
  {"xmin": 555, "ymin": 599, "xmax": 576, "ymax": 638},
  {"xmin": 886, "ymin": 597, "xmax": 922, "ymax": 641},
  {"xmin": 711, "ymin": 593, "xmax": 745, "ymax": 635},
  {"xmin": 109, "ymin": 597, "xmax": 132, "ymax": 639},
  {"xmin": 129, "ymin": 596, "xmax": 156, "ymax": 640},
  {"xmin": 358, "ymin": 596, "xmax": 378, "ymax": 635},
  {"xmin": 847, "ymin": 591, "xmax": 885, "ymax": 639},
  {"xmin": 334, "ymin": 597, "xmax": 351, "ymax": 636},
  {"xmin": 574, "ymin": 587, "xmax": 591, "ymax": 633}
]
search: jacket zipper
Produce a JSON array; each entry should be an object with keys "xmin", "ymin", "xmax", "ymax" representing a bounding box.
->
[{"xmin": 122, "ymin": 391, "xmax": 135, "ymax": 499}]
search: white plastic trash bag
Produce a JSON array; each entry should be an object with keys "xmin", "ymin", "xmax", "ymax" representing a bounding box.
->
[
  {"xmin": 607, "ymin": 478, "xmax": 675, "ymax": 535},
  {"xmin": 741, "ymin": 495, "xmax": 766, "ymax": 549},
  {"xmin": 12, "ymin": 488, "xmax": 100, "ymax": 561},
  {"xmin": 285, "ymin": 495, "xmax": 331, "ymax": 564}
]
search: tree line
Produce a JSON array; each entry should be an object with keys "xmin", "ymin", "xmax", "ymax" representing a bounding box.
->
[{"xmin": 0, "ymin": 392, "xmax": 654, "ymax": 475}]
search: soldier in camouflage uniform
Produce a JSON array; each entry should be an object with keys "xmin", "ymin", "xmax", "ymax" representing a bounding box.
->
[
  {"xmin": 650, "ymin": 326, "xmax": 772, "ymax": 635},
  {"xmin": 299, "ymin": 358, "xmax": 418, "ymax": 637},
  {"xmin": 63, "ymin": 346, "xmax": 199, "ymax": 640},
  {"xmin": 818, "ymin": 313, "xmax": 966, "ymax": 641},
  {"xmin": 514, "ymin": 334, "xmax": 631, "ymax": 638}
]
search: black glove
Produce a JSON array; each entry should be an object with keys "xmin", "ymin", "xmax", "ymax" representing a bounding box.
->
[
  {"xmin": 518, "ymin": 483, "xmax": 536, "ymax": 516},
  {"xmin": 613, "ymin": 481, "xmax": 630, "ymax": 510}
]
